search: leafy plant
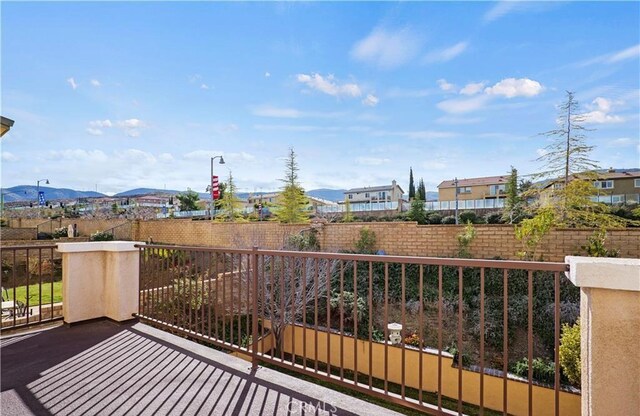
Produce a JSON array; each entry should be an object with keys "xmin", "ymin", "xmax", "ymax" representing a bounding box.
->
[
  {"xmin": 511, "ymin": 357, "xmax": 556, "ymax": 385},
  {"xmin": 407, "ymin": 199, "xmax": 427, "ymax": 224},
  {"xmin": 403, "ymin": 331, "xmax": 422, "ymax": 348},
  {"xmin": 581, "ymin": 228, "xmax": 619, "ymax": 257},
  {"xmin": 559, "ymin": 321, "xmax": 581, "ymax": 386},
  {"xmin": 515, "ymin": 206, "xmax": 555, "ymax": 260},
  {"xmin": 274, "ymin": 148, "xmax": 310, "ymax": 224},
  {"xmin": 52, "ymin": 227, "xmax": 68, "ymax": 238},
  {"xmin": 459, "ymin": 211, "xmax": 479, "ymax": 224},
  {"xmin": 342, "ymin": 197, "xmax": 354, "ymax": 222},
  {"xmin": 426, "ymin": 212, "xmax": 442, "ymax": 224},
  {"xmin": 286, "ymin": 229, "xmax": 320, "ymax": 252},
  {"xmin": 176, "ymin": 189, "xmax": 200, "ymax": 211},
  {"xmin": 485, "ymin": 212, "xmax": 504, "ymax": 224},
  {"xmin": 90, "ymin": 230, "xmax": 114, "ymax": 241},
  {"xmin": 456, "ymin": 221, "xmax": 477, "ymax": 258},
  {"xmin": 442, "ymin": 215, "xmax": 456, "ymax": 224},
  {"xmin": 354, "ymin": 227, "xmax": 376, "ymax": 254}
]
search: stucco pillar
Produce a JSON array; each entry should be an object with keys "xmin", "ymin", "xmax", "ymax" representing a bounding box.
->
[
  {"xmin": 58, "ymin": 241, "xmax": 144, "ymax": 324},
  {"xmin": 566, "ymin": 256, "xmax": 640, "ymax": 416}
]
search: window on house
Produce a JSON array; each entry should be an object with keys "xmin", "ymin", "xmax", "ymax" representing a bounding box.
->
[
  {"xmin": 348, "ymin": 194, "xmax": 353, "ymax": 199},
  {"xmin": 457, "ymin": 187, "xmax": 471, "ymax": 194},
  {"xmin": 489, "ymin": 184, "xmax": 506, "ymax": 195},
  {"xmin": 379, "ymin": 191, "xmax": 386, "ymax": 199},
  {"xmin": 594, "ymin": 180, "xmax": 614, "ymax": 189},
  {"xmin": 365, "ymin": 193, "xmax": 369, "ymax": 198},
  {"xmin": 635, "ymin": 179, "xmax": 640, "ymax": 188}
]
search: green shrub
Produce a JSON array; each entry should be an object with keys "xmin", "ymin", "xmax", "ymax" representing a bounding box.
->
[
  {"xmin": 581, "ymin": 229, "xmax": 619, "ymax": 257},
  {"xmin": 426, "ymin": 212, "xmax": 442, "ymax": 224},
  {"xmin": 511, "ymin": 357, "xmax": 556, "ymax": 385},
  {"xmin": 459, "ymin": 211, "xmax": 479, "ymax": 224},
  {"xmin": 355, "ymin": 227, "xmax": 377, "ymax": 254},
  {"xmin": 52, "ymin": 227, "xmax": 68, "ymax": 238},
  {"xmin": 485, "ymin": 212, "xmax": 504, "ymax": 224},
  {"xmin": 456, "ymin": 221, "xmax": 477, "ymax": 258},
  {"xmin": 559, "ymin": 321, "xmax": 581, "ymax": 386},
  {"xmin": 442, "ymin": 215, "xmax": 456, "ymax": 224},
  {"xmin": 407, "ymin": 199, "xmax": 427, "ymax": 224},
  {"xmin": 90, "ymin": 230, "xmax": 114, "ymax": 241}
]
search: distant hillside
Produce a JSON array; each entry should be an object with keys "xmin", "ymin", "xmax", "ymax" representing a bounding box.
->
[
  {"xmin": 306, "ymin": 189, "xmax": 347, "ymax": 202},
  {"xmin": 115, "ymin": 188, "xmax": 210, "ymax": 199},
  {"xmin": 426, "ymin": 191, "xmax": 438, "ymax": 201},
  {"xmin": 1, "ymin": 186, "xmax": 105, "ymax": 202}
]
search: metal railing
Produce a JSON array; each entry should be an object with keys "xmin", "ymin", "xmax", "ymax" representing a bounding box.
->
[
  {"xmin": 317, "ymin": 201, "xmax": 398, "ymax": 213},
  {"xmin": 135, "ymin": 245, "xmax": 578, "ymax": 416},
  {"xmin": 1, "ymin": 244, "xmax": 63, "ymax": 330}
]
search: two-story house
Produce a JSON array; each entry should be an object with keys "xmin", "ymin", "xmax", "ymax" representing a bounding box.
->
[
  {"xmin": 438, "ymin": 175, "xmax": 510, "ymax": 202},
  {"xmin": 343, "ymin": 180, "xmax": 404, "ymax": 204},
  {"xmin": 541, "ymin": 168, "xmax": 640, "ymax": 204}
]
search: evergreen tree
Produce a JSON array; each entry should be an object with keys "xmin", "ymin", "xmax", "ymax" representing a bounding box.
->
[
  {"xmin": 176, "ymin": 189, "xmax": 200, "ymax": 211},
  {"xmin": 416, "ymin": 178, "xmax": 426, "ymax": 201},
  {"xmin": 502, "ymin": 166, "xmax": 523, "ymax": 224},
  {"xmin": 536, "ymin": 91, "xmax": 599, "ymax": 184},
  {"xmin": 408, "ymin": 168, "xmax": 415, "ymax": 200},
  {"xmin": 274, "ymin": 148, "xmax": 310, "ymax": 223},
  {"xmin": 216, "ymin": 172, "xmax": 242, "ymax": 221},
  {"xmin": 342, "ymin": 197, "xmax": 354, "ymax": 222},
  {"xmin": 407, "ymin": 199, "xmax": 427, "ymax": 224}
]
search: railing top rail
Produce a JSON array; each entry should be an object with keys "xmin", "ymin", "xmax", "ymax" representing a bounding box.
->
[
  {"xmin": 102, "ymin": 221, "xmax": 131, "ymax": 233},
  {"xmin": 0, "ymin": 244, "xmax": 58, "ymax": 250},
  {"xmin": 135, "ymin": 243, "xmax": 569, "ymax": 271}
]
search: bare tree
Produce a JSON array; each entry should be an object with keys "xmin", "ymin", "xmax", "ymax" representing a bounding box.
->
[
  {"xmin": 536, "ymin": 91, "xmax": 599, "ymax": 185},
  {"xmin": 259, "ymin": 255, "xmax": 338, "ymax": 355}
]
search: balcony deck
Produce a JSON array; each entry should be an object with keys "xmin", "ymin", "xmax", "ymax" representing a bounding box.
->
[{"xmin": 1, "ymin": 320, "xmax": 403, "ymax": 416}]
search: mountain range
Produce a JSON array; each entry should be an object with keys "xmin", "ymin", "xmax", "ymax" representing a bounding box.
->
[{"xmin": 1, "ymin": 185, "xmax": 437, "ymax": 203}]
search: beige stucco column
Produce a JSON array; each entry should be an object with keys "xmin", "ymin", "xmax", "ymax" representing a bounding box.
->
[
  {"xmin": 58, "ymin": 241, "xmax": 145, "ymax": 324},
  {"xmin": 566, "ymin": 256, "xmax": 640, "ymax": 416}
]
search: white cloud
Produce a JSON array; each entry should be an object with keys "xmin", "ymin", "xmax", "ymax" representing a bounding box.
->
[
  {"xmin": 200, "ymin": 84, "xmax": 210, "ymax": 90},
  {"xmin": 372, "ymin": 130, "xmax": 457, "ymax": 139},
  {"xmin": 47, "ymin": 149, "xmax": 109, "ymax": 162},
  {"xmin": 252, "ymin": 106, "xmax": 303, "ymax": 118},
  {"xmin": 576, "ymin": 44, "xmax": 640, "ymax": 67},
  {"xmin": 66, "ymin": 77, "xmax": 78, "ymax": 90},
  {"xmin": 483, "ymin": 1, "xmax": 521, "ymax": 22},
  {"xmin": 422, "ymin": 160, "xmax": 447, "ymax": 170},
  {"xmin": 437, "ymin": 79, "xmax": 456, "ymax": 92},
  {"xmin": 607, "ymin": 138, "xmax": 636, "ymax": 147},
  {"xmin": 355, "ymin": 157, "xmax": 390, "ymax": 166},
  {"xmin": 1, "ymin": 152, "xmax": 18, "ymax": 162},
  {"xmin": 436, "ymin": 116, "xmax": 484, "ymax": 125},
  {"xmin": 89, "ymin": 119, "xmax": 113, "ymax": 128},
  {"xmin": 362, "ymin": 94, "xmax": 379, "ymax": 107},
  {"xmin": 183, "ymin": 150, "xmax": 255, "ymax": 162},
  {"xmin": 158, "ymin": 153, "xmax": 174, "ymax": 162},
  {"xmin": 607, "ymin": 44, "xmax": 640, "ymax": 63},
  {"xmin": 460, "ymin": 82, "xmax": 485, "ymax": 96},
  {"xmin": 536, "ymin": 148, "xmax": 548, "ymax": 157},
  {"xmin": 437, "ymin": 95, "xmax": 491, "ymax": 114},
  {"xmin": 295, "ymin": 73, "xmax": 362, "ymax": 98},
  {"xmin": 423, "ymin": 42, "xmax": 468, "ymax": 63},
  {"xmin": 254, "ymin": 124, "xmax": 340, "ymax": 132},
  {"xmin": 90, "ymin": 79, "xmax": 101, "ymax": 87},
  {"xmin": 251, "ymin": 105, "xmax": 343, "ymax": 119},
  {"xmin": 385, "ymin": 87, "xmax": 435, "ymax": 98},
  {"xmin": 484, "ymin": 78, "xmax": 543, "ymax": 98},
  {"xmin": 118, "ymin": 118, "xmax": 147, "ymax": 129},
  {"xmin": 582, "ymin": 97, "xmax": 625, "ymax": 124},
  {"xmin": 350, "ymin": 27, "xmax": 422, "ymax": 69},
  {"xmin": 264, "ymin": 72, "xmax": 271, "ymax": 78},
  {"xmin": 86, "ymin": 128, "xmax": 104, "ymax": 136}
]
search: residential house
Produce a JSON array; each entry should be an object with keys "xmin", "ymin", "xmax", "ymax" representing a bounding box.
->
[
  {"xmin": 343, "ymin": 180, "xmax": 404, "ymax": 204},
  {"xmin": 438, "ymin": 175, "xmax": 510, "ymax": 202},
  {"xmin": 541, "ymin": 168, "xmax": 640, "ymax": 204},
  {"xmin": 1, "ymin": 116, "xmax": 15, "ymax": 137}
]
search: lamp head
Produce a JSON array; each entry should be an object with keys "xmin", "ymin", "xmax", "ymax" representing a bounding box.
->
[
  {"xmin": 219, "ymin": 156, "xmax": 225, "ymax": 165},
  {"xmin": 45, "ymin": 179, "xmax": 50, "ymax": 184}
]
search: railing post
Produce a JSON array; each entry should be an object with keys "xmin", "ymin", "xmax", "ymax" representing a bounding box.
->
[
  {"xmin": 566, "ymin": 256, "xmax": 640, "ymax": 416},
  {"xmin": 251, "ymin": 245, "xmax": 260, "ymax": 370}
]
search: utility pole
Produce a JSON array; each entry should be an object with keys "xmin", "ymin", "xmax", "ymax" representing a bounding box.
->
[{"xmin": 454, "ymin": 177, "xmax": 459, "ymax": 225}]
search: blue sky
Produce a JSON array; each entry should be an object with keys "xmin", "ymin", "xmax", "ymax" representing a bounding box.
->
[{"xmin": 2, "ymin": 1, "xmax": 639, "ymax": 195}]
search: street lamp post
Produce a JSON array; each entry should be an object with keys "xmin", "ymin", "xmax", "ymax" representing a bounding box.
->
[
  {"xmin": 36, "ymin": 178, "xmax": 50, "ymax": 208},
  {"xmin": 207, "ymin": 156, "xmax": 225, "ymax": 219},
  {"xmin": 454, "ymin": 177, "xmax": 459, "ymax": 225}
]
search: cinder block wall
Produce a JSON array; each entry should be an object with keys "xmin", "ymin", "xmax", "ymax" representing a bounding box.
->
[{"xmin": 134, "ymin": 221, "xmax": 640, "ymax": 261}]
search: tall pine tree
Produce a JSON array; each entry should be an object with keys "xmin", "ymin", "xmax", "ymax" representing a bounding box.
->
[
  {"xmin": 274, "ymin": 148, "xmax": 310, "ymax": 223},
  {"xmin": 408, "ymin": 168, "xmax": 415, "ymax": 200},
  {"xmin": 416, "ymin": 178, "xmax": 426, "ymax": 201}
]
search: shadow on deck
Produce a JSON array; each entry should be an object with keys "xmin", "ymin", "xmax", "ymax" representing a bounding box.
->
[{"xmin": 1, "ymin": 320, "xmax": 403, "ymax": 416}]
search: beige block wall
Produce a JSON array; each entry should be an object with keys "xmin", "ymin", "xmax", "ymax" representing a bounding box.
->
[
  {"xmin": 133, "ymin": 221, "xmax": 640, "ymax": 261},
  {"xmin": 0, "ymin": 227, "xmax": 37, "ymax": 240}
]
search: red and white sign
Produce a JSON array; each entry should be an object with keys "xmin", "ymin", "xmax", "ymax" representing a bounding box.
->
[{"xmin": 211, "ymin": 175, "xmax": 220, "ymax": 200}]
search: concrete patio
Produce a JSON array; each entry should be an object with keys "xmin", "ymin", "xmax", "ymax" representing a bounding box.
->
[{"xmin": 1, "ymin": 320, "xmax": 404, "ymax": 416}]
